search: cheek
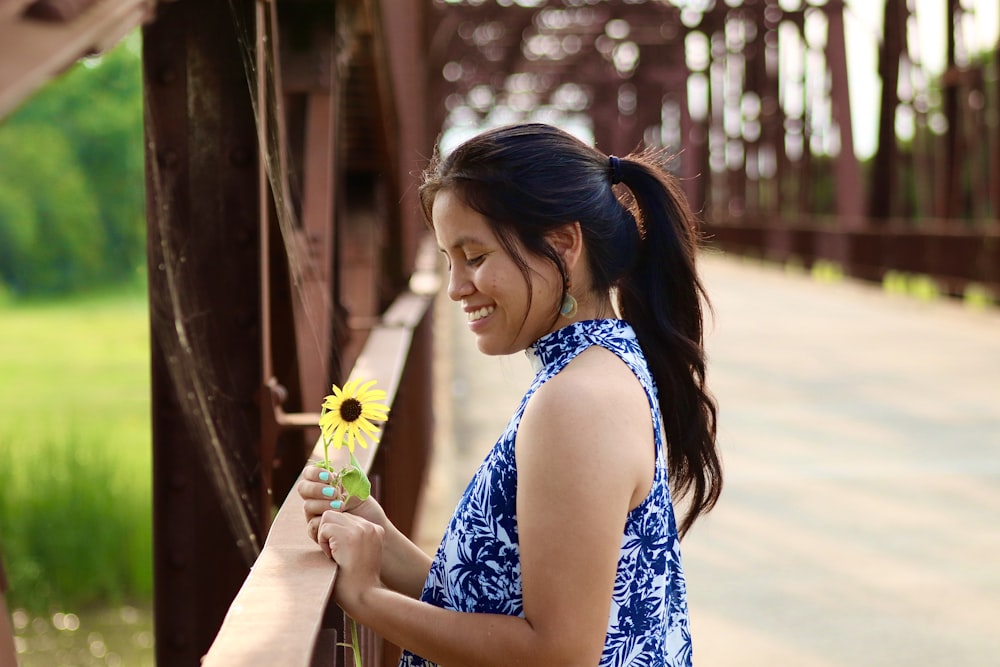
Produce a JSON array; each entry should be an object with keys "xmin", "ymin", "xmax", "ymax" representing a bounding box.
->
[{"xmin": 486, "ymin": 276, "xmax": 504, "ymax": 303}]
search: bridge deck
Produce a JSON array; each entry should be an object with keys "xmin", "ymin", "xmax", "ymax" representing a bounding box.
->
[{"xmin": 415, "ymin": 251, "xmax": 1000, "ymax": 666}]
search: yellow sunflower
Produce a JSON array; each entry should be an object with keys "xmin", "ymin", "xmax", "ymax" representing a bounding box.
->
[{"xmin": 319, "ymin": 378, "xmax": 390, "ymax": 454}]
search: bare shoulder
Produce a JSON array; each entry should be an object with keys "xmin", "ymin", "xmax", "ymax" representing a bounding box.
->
[
  {"xmin": 517, "ymin": 346, "xmax": 654, "ymax": 508},
  {"xmin": 526, "ymin": 345, "xmax": 650, "ymax": 429}
]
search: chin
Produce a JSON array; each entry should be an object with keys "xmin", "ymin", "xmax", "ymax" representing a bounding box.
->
[
  {"xmin": 475, "ymin": 339, "xmax": 502, "ymax": 356},
  {"xmin": 475, "ymin": 337, "xmax": 516, "ymax": 357}
]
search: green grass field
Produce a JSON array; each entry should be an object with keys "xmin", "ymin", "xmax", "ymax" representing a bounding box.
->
[{"xmin": 0, "ymin": 288, "xmax": 152, "ymax": 613}]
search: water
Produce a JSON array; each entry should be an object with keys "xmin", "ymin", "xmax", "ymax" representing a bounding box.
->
[{"xmin": 11, "ymin": 605, "xmax": 154, "ymax": 666}]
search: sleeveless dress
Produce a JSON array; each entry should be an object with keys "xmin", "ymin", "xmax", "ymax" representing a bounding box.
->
[{"xmin": 400, "ymin": 319, "xmax": 692, "ymax": 667}]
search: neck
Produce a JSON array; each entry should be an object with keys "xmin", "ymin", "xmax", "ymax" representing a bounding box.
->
[{"xmin": 569, "ymin": 291, "xmax": 615, "ymax": 322}]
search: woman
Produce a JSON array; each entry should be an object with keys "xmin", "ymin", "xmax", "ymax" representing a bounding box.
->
[{"xmin": 298, "ymin": 123, "xmax": 722, "ymax": 666}]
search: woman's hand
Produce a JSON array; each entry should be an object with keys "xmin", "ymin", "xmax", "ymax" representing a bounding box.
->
[
  {"xmin": 298, "ymin": 463, "xmax": 432, "ymax": 600},
  {"xmin": 318, "ymin": 509, "xmax": 385, "ymax": 612},
  {"xmin": 298, "ymin": 464, "xmax": 389, "ymax": 543}
]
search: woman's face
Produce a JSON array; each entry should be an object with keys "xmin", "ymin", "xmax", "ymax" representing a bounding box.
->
[{"xmin": 432, "ymin": 190, "xmax": 563, "ymax": 356}]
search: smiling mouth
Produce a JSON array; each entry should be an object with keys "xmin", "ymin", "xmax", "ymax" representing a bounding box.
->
[{"xmin": 467, "ymin": 306, "xmax": 495, "ymax": 323}]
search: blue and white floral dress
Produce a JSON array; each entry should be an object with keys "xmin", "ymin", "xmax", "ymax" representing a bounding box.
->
[{"xmin": 400, "ymin": 319, "xmax": 692, "ymax": 667}]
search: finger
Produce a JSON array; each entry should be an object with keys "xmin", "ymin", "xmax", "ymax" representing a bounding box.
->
[
  {"xmin": 317, "ymin": 512, "xmax": 349, "ymax": 560},
  {"xmin": 304, "ymin": 500, "xmax": 346, "ymax": 528},
  {"xmin": 298, "ymin": 478, "xmax": 337, "ymax": 500},
  {"xmin": 307, "ymin": 516, "xmax": 321, "ymax": 543},
  {"xmin": 321, "ymin": 508, "xmax": 347, "ymax": 525},
  {"xmin": 299, "ymin": 479, "xmax": 345, "ymax": 503},
  {"xmin": 301, "ymin": 465, "xmax": 329, "ymax": 482}
]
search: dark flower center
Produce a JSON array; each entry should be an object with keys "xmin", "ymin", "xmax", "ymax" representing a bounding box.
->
[{"xmin": 340, "ymin": 398, "xmax": 363, "ymax": 422}]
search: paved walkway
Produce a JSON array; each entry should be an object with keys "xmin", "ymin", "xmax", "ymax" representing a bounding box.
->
[{"xmin": 413, "ymin": 251, "xmax": 1000, "ymax": 666}]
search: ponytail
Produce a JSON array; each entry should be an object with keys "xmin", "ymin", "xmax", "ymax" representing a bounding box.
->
[{"xmin": 613, "ymin": 155, "xmax": 722, "ymax": 539}]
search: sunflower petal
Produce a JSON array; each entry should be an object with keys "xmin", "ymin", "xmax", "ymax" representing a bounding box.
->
[
  {"xmin": 363, "ymin": 388, "xmax": 387, "ymax": 401},
  {"xmin": 332, "ymin": 422, "xmax": 348, "ymax": 450},
  {"xmin": 362, "ymin": 406, "xmax": 389, "ymax": 422},
  {"xmin": 356, "ymin": 418, "xmax": 380, "ymax": 436}
]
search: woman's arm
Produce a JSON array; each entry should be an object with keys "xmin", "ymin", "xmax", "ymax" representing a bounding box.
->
[
  {"xmin": 319, "ymin": 347, "xmax": 655, "ymax": 666},
  {"xmin": 299, "ymin": 466, "xmax": 432, "ymax": 598}
]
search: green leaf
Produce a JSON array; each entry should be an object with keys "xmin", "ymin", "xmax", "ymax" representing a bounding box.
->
[{"xmin": 341, "ymin": 452, "xmax": 371, "ymax": 500}]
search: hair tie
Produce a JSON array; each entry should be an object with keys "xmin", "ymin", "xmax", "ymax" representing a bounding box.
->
[{"xmin": 609, "ymin": 155, "xmax": 623, "ymax": 185}]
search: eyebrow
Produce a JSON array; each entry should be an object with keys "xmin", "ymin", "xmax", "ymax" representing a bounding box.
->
[{"xmin": 439, "ymin": 235, "xmax": 487, "ymax": 252}]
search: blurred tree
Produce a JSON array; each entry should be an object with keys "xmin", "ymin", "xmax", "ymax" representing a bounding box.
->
[
  {"xmin": 0, "ymin": 126, "xmax": 105, "ymax": 294},
  {"xmin": 0, "ymin": 33, "xmax": 144, "ymax": 297}
]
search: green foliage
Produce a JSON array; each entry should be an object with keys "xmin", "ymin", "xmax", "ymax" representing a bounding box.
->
[
  {"xmin": 882, "ymin": 270, "xmax": 910, "ymax": 295},
  {"xmin": 0, "ymin": 290, "xmax": 152, "ymax": 612},
  {"xmin": 908, "ymin": 274, "xmax": 940, "ymax": 301},
  {"xmin": 810, "ymin": 259, "xmax": 844, "ymax": 283},
  {"xmin": 882, "ymin": 270, "xmax": 946, "ymax": 302},
  {"xmin": 963, "ymin": 283, "xmax": 995, "ymax": 310},
  {"xmin": 0, "ymin": 127, "xmax": 106, "ymax": 294},
  {"xmin": 0, "ymin": 33, "xmax": 145, "ymax": 298}
]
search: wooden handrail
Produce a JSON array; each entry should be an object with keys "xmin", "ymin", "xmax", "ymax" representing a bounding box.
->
[{"xmin": 202, "ymin": 284, "xmax": 437, "ymax": 666}]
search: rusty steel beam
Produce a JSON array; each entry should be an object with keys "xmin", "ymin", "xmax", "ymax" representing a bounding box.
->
[
  {"xmin": 937, "ymin": 0, "xmax": 962, "ymax": 218},
  {"xmin": 144, "ymin": 0, "xmax": 265, "ymax": 664},
  {"xmin": 760, "ymin": 1, "xmax": 784, "ymax": 216},
  {"xmin": 0, "ymin": 0, "xmax": 154, "ymax": 117},
  {"xmin": 994, "ymin": 36, "xmax": 1000, "ymax": 218},
  {"xmin": 377, "ymin": 0, "xmax": 432, "ymax": 274},
  {"xmin": 870, "ymin": 0, "xmax": 906, "ymax": 220},
  {"xmin": 741, "ymin": 0, "xmax": 765, "ymax": 216},
  {"xmin": 0, "ymin": 556, "xmax": 15, "ymax": 667},
  {"xmin": 293, "ymin": 91, "xmax": 337, "ymax": 403},
  {"xmin": 824, "ymin": 0, "xmax": 863, "ymax": 223}
]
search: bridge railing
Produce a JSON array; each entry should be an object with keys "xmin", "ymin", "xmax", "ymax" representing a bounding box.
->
[
  {"xmin": 705, "ymin": 215, "xmax": 1000, "ymax": 297},
  {"xmin": 202, "ymin": 258, "xmax": 439, "ymax": 667}
]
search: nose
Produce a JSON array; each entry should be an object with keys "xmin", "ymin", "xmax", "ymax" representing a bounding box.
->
[{"xmin": 447, "ymin": 264, "xmax": 474, "ymax": 302}]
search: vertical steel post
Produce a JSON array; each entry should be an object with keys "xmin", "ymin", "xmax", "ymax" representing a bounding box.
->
[
  {"xmin": 825, "ymin": 0, "xmax": 863, "ymax": 223},
  {"xmin": 869, "ymin": 0, "xmax": 905, "ymax": 220},
  {"xmin": 0, "ymin": 556, "xmax": 16, "ymax": 667},
  {"xmin": 759, "ymin": 0, "xmax": 784, "ymax": 217},
  {"xmin": 378, "ymin": 0, "xmax": 430, "ymax": 272},
  {"xmin": 144, "ymin": 0, "xmax": 263, "ymax": 663},
  {"xmin": 937, "ymin": 0, "xmax": 962, "ymax": 218},
  {"xmin": 993, "ymin": 32, "xmax": 1000, "ymax": 218}
]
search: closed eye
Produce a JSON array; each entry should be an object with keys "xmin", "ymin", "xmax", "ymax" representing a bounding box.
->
[
  {"xmin": 465, "ymin": 254, "xmax": 485, "ymax": 267},
  {"xmin": 437, "ymin": 249, "xmax": 453, "ymax": 271}
]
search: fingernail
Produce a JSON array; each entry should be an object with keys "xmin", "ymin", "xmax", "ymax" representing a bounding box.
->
[
  {"xmin": 319, "ymin": 471, "xmax": 330, "ymax": 482},
  {"xmin": 330, "ymin": 500, "xmax": 343, "ymax": 509},
  {"xmin": 322, "ymin": 487, "xmax": 335, "ymax": 498}
]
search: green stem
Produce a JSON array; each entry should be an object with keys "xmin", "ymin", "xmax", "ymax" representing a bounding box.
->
[{"xmin": 351, "ymin": 617, "xmax": 362, "ymax": 667}]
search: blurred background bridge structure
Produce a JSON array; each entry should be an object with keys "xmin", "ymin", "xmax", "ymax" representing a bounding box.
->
[
  {"xmin": 0, "ymin": 0, "xmax": 997, "ymax": 665},
  {"xmin": 425, "ymin": 0, "xmax": 999, "ymax": 295}
]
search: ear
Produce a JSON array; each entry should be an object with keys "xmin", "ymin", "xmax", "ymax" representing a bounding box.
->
[{"xmin": 547, "ymin": 222, "xmax": 584, "ymax": 274}]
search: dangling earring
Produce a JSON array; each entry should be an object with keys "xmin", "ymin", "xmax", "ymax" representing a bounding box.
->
[
  {"xmin": 560, "ymin": 279, "xmax": 578, "ymax": 318},
  {"xmin": 560, "ymin": 293, "xmax": 578, "ymax": 318}
]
